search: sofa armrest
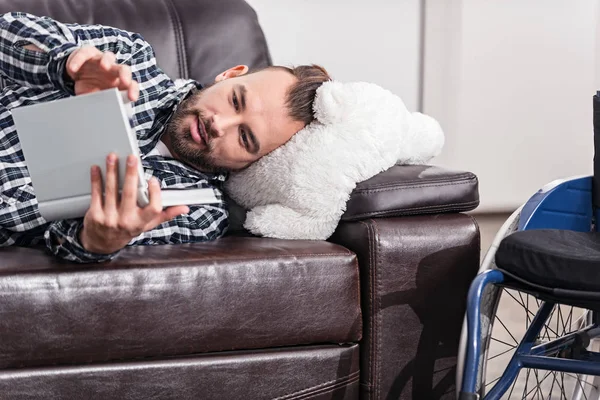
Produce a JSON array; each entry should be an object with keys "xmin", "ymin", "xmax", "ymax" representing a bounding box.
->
[
  {"xmin": 341, "ymin": 165, "xmax": 479, "ymax": 222},
  {"xmin": 329, "ymin": 214, "xmax": 480, "ymax": 399},
  {"xmin": 226, "ymin": 165, "xmax": 479, "ymax": 234}
]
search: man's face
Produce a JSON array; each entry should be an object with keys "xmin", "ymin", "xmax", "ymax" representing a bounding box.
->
[{"xmin": 163, "ymin": 66, "xmax": 305, "ymax": 173}]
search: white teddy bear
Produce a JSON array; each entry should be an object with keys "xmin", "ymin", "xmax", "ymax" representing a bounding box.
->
[{"xmin": 225, "ymin": 80, "xmax": 445, "ymax": 240}]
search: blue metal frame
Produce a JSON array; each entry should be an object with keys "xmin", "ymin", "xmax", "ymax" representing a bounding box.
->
[
  {"xmin": 461, "ymin": 91, "xmax": 600, "ymax": 399},
  {"xmin": 461, "ymin": 270, "xmax": 600, "ymax": 400},
  {"xmin": 483, "ymin": 301, "xmax": 555, "ymax": 399},
  {"xmin": 461, "ymin": 269, "xmax": 505, "ymax": 396},
  {"xmin": 460, "ymin": 176, "xmax": 600, "ymax": 399},
  {"xmin": 529, "ymin": 325, "xmax": 596, "ymax": 356}
]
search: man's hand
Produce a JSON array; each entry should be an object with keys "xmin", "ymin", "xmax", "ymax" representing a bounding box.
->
[
  {"xmin": 79, "ymin": 154, "xmax": 189, "ymax": 254},
  {"xmin": 66, "ymin": 46, "xmax": 139, "ymax": 101}
]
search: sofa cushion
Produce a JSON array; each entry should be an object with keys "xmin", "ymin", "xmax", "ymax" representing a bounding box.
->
[
  {"xmin": 0, "ymin": 345, "xmax": 360, "ymax": 400},
  {"xmin": 341, "ymin": 165, "xmax": 479, "ymax": 221},
  {"xmin": 0, "ymin": 238, "xmax": 361, "ymax": 368},
  {"xmin": 0, "ymin": 0, "xmax": 272, "ymax": 84}
]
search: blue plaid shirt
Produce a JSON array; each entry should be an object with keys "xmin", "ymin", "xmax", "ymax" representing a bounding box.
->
[{"xmin": 0, "ymin": 12, "xmax": 229, "ymax": 263}]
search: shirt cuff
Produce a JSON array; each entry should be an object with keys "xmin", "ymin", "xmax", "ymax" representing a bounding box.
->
[
  {"xmin": 46, "ymin": 43, "xmax": 78, "ymax": 95},
  {"xmin": 45, "ymin": 220, "xmax": 120, "ymax": 263}
]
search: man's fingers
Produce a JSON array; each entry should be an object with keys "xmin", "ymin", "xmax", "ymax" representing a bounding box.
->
[
  {"xmin": 128, "ymin": 80, "xmax": 140, "ymax": 102},
  {"xmin": 143, "ymin": 205, "xmax": 188, "ymax": 232},
  {"xmin": 89, "ymin": 165, "xmax": 104, "ymax": 211},
  {"xmin": 67, "ymin": 46, "xmax": 101, "ymax": 76},
  {"xmin": 161, "ymin": 206, "xmax": 190, "ymax": 223},
  {"xmin": 141, "ymin": 178, "xmax": 163, "ymax": 220},
  {"xmin": 120, "ymin": 154, "xmax": 139, "ymax": 210},
  {"xmin": 115, "ymin": 66, "xmax": 139, "ymax": 102},
  {"xmin": 118, "ymin": 65, "xmax": 132, "ymax": 88},
  {"xmin": 103, "ymin": 153, "xmax": 119, "ymax": 213},
  {"xmin": 100, "ymin": 51, "xmax": 117, "ymax": 71}
]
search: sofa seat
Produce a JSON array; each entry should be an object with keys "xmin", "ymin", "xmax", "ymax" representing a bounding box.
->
[{"xmin": 0, "ymin": 238, "xmax": 362, "ymax": 369}]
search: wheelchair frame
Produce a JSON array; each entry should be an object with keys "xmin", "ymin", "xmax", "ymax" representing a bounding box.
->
[{"xmin": 459, "ymin": 175, "xmax": 600, "ymax": 400}]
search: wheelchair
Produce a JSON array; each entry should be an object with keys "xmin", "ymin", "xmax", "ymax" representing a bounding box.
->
[{"xmin": 456, "ymin": 92, "xmax": 600, "ymax": 400}]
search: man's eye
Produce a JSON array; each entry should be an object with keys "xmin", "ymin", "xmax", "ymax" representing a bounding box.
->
[
  {"xmin": 233, "ymin": 92, "xmax": 239, "ymax": 111},
  {"xmin": 240, "ymin": 129, "xmax": 249, "ymax": 147}
]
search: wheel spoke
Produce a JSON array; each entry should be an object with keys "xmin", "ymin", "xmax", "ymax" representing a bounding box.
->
[
  {"xmin": 565, "ymin": 307, "xmax": 574, "ymax": 335},
  {"xmin": 506, "ymin": 293, "xmax": 561, "ymax": 339},
  {"xmin": 508, "ymin": 369, "xmax": 520, "ymax": 398},
  {"xmin": 523, "ymin": 368, "xmax": 532, "ymax": 398},
  {"xmin": 518, "ymin": 291, "xmax": 531, "ymax": 325},
  {"xmin": 547, "ymin": 371, "xmax": 558, "ymax": 400},
  {"xmin": 579, "ymin": 376, "xmax": 590, "ymax": 400},
  {"xmin": 564, "ymin": 373, "xmax": 597, "ymax": 389},
  {"xmin": 488, "ymin": 347, "xmax": 516, "ymax": 362},
  {"xmin": 491, "ymin": 336, "xmax": 517, "ymax": 349},
  {"xmin": 484, "ymin": 375, "xmax": 502, "ymax": 388},
  {"xmin": 484, "ymin": 290, "xmax": 591, "ymax": 399},
  {"xmin": 540, "ymin": 306, "xmax": 559, "ymax": 341},
  {"xmin": 523, "ymin": 369, "xmax": 553, "ymax": 399},
  {"xmin": 505, "ymin": 289, "xmax": 527, "ymax": 308},
  {"xmin": 533, "ymin": 369, "xmax": 543, "ymax": 399},
  {"xmin": 558, "ymin": 306, "xmax": 564, "ymax": 336},
  {"xmin": 495, "ymin": 316, "xmax": 520, "ymax": 345},
  {"xmin": 525, "ymin": 295, "xmax": 531, "ymax": 331}
]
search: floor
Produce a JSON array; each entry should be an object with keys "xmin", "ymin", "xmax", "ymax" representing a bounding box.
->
[
  {"xmin": 473, "ymin": 212, "xmax": 510, "ymax": 261},
  {"xmin": 470, "ymin": 213, "xmax": 589, "ymax": 399}
]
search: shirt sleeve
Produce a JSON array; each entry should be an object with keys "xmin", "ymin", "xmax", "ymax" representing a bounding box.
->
[
  {"xmin": 128, "ymin": 204, "xmax": 229, "ymax": 246},
  {"xmin": 0, "ymin": 12, "xmax": 158, "ymax": 94},
  {"xmin": 44, "ymin": 219, "xmax": 119, "ymax": 263},
  {"xmin": 43, "ymin": 203, "xmax": 229, "ymax": 264}
]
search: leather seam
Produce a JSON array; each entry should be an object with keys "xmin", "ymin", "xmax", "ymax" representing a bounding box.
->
[
  {"xmin": 352, "ymin": 174, "xmax": 476, "ymax": 191},
  {"xmin": 358, "ymin": 220, "xmax": 374, "ymax": 395},
  {"xmin": 164, "ymin": 0, "xmax": 188, "ymax": 78},
  {"xmin": 137, "ymin": 252, "xmax": 355, "ymax": 262},
  {"xmin": 352, "ymin": 256, "xmax": 364, "ymax": 337},
  {"xmin": 289, "ymin": 376, "xmax": 360, "ymax": 399},
  {"xmin": 272, "ymin": 370, "xmax": 360, "ymax": 400},
  {"xmin": 359, "ymin": 219, "xmax": 379, "ymax": 399},
  {"xmin": 343, "ymin": 200, "xmax": 480, "ymax": 221},
  {"xmin": 372, "ymin": 219, "xmax": 382, "ymax": 400},
  {"xmin": 467, "ymin": 214, "xmax": 482, "ymax": 258},
  {"xmin": 352, "ymin": 179, "xmax": 477, "ymax": 194}
]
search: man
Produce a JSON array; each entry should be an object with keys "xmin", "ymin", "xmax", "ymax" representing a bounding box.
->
[{"xmin": 0, "ymin": 12, "xmax": 331, "ymax": 263}]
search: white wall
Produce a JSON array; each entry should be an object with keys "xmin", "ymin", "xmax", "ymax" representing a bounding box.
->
[
  {"xmin": 246, "ymin": 0, "xmax": 422, "ymax": 111},
  {"xmin": 247, "ymin": 1, "xmax": 600, "ymax": 213},
  {"xmin": 425, "ymin": 0, "xmax": 599, "ymax": 212}
]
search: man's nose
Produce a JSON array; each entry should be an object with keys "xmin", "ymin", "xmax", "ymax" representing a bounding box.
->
[{"xmin": 210, "ymin": 114, "xmax": 240, "ymax": 138}]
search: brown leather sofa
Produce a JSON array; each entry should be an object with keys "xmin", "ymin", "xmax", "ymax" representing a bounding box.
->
[{"xmin": 0, "ymin": 0, "xmax": 481, "ymax": 399}]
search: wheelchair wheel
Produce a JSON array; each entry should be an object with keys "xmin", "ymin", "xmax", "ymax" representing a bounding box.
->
[
  {"xmin": 458, "ymin": 207, "xmax": 600, "ymax": 399},
  {"xmin": 480, "ymin": 289, "xmax": 598, "ymax": 399}
]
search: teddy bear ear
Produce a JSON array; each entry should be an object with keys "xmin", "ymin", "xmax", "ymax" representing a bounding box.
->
[{"xmin": 313, "ymin": 81, "xmax": 361, "ymax": 125}]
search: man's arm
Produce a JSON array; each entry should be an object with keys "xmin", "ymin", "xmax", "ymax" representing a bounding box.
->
[
  {"xmin": 42, "ymin": 155, "xmax": 228, "ymax": 263},
  {"xmin": 44, "ymin": 204, "xmax": 228, "ymax": 263},
  {"xmin": 0, "ymin": 12, "xmax": 154, "ymax": 93}
]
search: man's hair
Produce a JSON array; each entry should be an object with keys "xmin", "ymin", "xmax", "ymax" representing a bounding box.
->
[{"xmin": 272, "ymin": 65, "xmax": 332, "ymax": 125}]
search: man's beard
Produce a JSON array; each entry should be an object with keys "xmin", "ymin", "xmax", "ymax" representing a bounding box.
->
[{"xmin": 163, "ymin": 88, "xmax": 230, "ymax": 174}]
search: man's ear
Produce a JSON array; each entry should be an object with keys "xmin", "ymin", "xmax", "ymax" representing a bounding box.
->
[{"xmin": 215, "ymin": 65, "xmax": 249, "ymax": 82}]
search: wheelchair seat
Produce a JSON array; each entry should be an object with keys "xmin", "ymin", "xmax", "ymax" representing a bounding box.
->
[{"xmin": 496, "ymin": 229, "xmax": 600, "ymax": 292}]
